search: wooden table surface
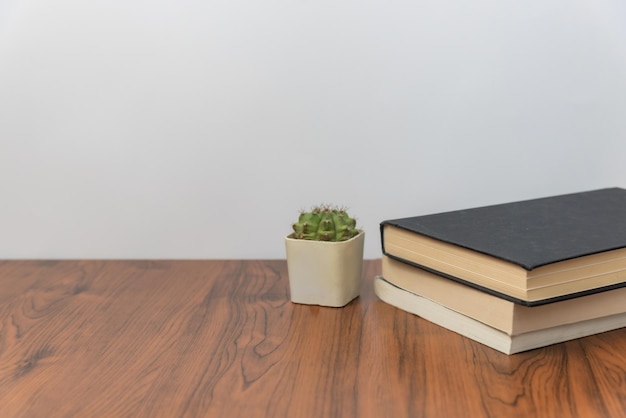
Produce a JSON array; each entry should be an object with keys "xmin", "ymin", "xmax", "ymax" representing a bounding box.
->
[{"xmin": 0, "ymin": 260, "xmax": 625, "ymax": 418}]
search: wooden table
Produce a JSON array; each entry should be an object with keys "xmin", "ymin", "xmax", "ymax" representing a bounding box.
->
[{"xmin": 0, "ymin": 260, "xmax": 625, "ymax": 418}]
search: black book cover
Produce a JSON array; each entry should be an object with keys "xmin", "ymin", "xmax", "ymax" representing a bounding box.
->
[{"xmin": 380, "ymin": 187, "xmax": 626, "ymax": 306}]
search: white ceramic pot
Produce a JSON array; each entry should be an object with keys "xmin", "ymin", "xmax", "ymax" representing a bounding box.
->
[{"xmin": 284, "ymin": 231, "xmax": 365, "ymax": 307}]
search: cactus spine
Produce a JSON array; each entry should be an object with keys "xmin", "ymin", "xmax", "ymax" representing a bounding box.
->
[{"xmin": 292, "ymin": 205, "xmax": 359, "ymax": 242}]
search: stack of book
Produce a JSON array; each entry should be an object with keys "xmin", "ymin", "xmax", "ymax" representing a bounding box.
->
[{"xmin": 376, "ymin": 187, "xmax": 626, "ymax": 354}]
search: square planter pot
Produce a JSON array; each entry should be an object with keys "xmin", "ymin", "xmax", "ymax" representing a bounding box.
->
[{"xmin": 285, "ymin": 231, "xmax": 365, "ymax": 307}]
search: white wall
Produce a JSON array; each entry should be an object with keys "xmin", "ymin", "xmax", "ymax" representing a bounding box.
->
[{"xmin": 1, "ymin": 0, "xmax": 625, "ymax": 259}]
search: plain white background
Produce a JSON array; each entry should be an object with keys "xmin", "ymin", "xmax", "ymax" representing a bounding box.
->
[{"xmin": 1, "ymin": 0, "xmax": 625, "ymax": 259}]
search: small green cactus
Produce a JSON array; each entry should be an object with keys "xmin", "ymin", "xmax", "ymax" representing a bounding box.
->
[{"xmin": 292, "ymin": 205, "xmax": 359, "ymax": 242}]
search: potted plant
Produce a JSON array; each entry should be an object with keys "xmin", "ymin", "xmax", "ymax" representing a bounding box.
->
[{"xmin": 285, "ymin": 204, "xmax": 365, "ymax": 307}]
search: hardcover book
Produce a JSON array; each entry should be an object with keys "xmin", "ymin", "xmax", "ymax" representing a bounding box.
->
[
  {"xmin": 374, "ymin": 276, "xmax": 626, "ymax": 355},
  {"xmin": 381, "ymin": 255, "xmax": 626, "ymax": 335},
  {"xmin": 380, "ymin": 187, "xmax": 626, "ymax": 306}
]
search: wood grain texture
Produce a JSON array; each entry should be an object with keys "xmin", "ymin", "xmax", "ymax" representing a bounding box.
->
[{"xmin": 0, "ymin": 260, "xmax": 625, "ymax": 418}]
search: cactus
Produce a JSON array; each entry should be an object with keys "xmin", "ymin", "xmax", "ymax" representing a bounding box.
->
[{"xmin": 292, "ymin": 205, "xmax": 359, "ymax": 242}]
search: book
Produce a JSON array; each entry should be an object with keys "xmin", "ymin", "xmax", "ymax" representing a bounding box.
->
[
  {"xmin": 381, "ymin": 255, "xmax": 626, "ymax": 335},
  {"xmin": 373, "ymin": 275, "xmax": 626, "ymax": 354},
  {"xmin": 380, "ymin": 187, "xmax": 626, "ymax": 306}
]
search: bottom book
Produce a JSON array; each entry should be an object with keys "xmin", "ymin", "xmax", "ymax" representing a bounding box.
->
[{"xmin": 374, "ymin": 276, "xmax": 626, "ymax": 355}]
